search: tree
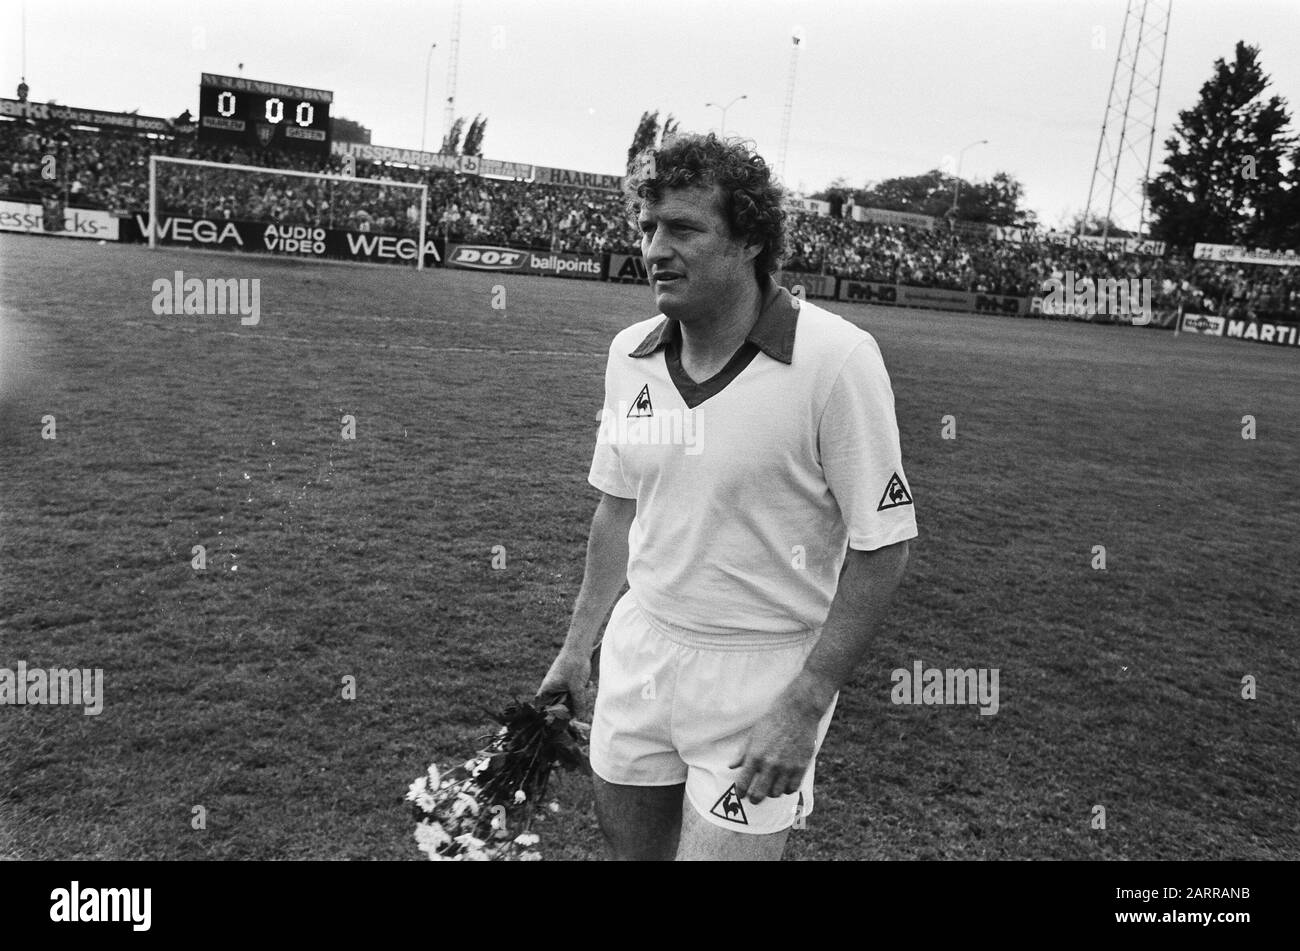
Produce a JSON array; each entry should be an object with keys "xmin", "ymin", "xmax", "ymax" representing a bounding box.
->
[
  {"xmin": 855, "ymin": 169, "xmax": 950, "ymax": 216},
  {"xmin": 440, "ymin": 116, "xmax": 466, "ymax": 155},
  {"xmin": 1012, "ymin": 205, "xmax": 1039, "ymax": 231},
  {"xmin": 330, "ymin": 116, "xmax": 371, "ymax": 144},
  {"xmin": 814, "ymin": 169, "xmax": 1029, "ymax": 224},
  {"xmin": 1257, "ymin": 143, "xmax": 1300, "ymax": 248},
  {"xmin": 1146, "ymin": 41, "xmax": 1295, "ymax": 247},
  {"xmin": 462, "ymin": 114, "xmax": 487, "ymax": 157},
  {"xmin": 627, "ymin": 110, "xmax": 660, "ymax": 167},
  {"xmin": 961, "ymin": 171, "xmax": 1029, "ymax": 226}
]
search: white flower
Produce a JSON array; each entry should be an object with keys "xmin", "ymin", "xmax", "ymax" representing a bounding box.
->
[
  {"xmin": 455, "ymin": 833, "xmax": 486, "ymax": 853},
  {"xmin": 426, "ymin": 763, "xmax": 441, "ymax": 788},
  {"xmin": 451, "ymin": 792, "xmax": 481, "ymax": 818},
  {"xmin": 548, "ymin": 801, "xmax": 560, "ymax": 813},
  {"xmin": 513, "ymin": 789, "xmax": 527, "ymax": 804},
  {"xmin": 514, "ymin": 832, "xmax": 540, "ymax": 847},
  {"xmin": 414, "ymin": 821, "xmax": 451, "ymax": 859},
  {"xmin": 462, "ymin": 849, "xmax": 490, "ymax": 861},
  {"xmin": 518, "ymin": 851, "xmax": 542, "ymax": 862},
  {"xmin": 406, "ymin": 775, "xmax": 438, "ymax": 813}
]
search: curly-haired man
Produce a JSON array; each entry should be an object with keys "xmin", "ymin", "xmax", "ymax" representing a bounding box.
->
[{"xmin": 539, "ymin": 132, "xmax": 917, "ymax": 861}]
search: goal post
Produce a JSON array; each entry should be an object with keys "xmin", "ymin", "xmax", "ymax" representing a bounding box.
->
[{"xmin": 147, "ymin": 155, "xmax": 430, "ymax": 269}]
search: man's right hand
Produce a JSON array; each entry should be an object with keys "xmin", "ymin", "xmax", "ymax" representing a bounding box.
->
[
  {"xmin": 536, "ymin": 646, "xmax": 593, "ymax": 721},
  {"xmin": 536, "ymin": 493, "xmax": 633, "ymax": 724}
]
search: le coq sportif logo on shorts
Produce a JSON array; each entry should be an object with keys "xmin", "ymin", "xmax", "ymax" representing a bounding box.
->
[{"xmin": 710, "ymin": 784, "xmax": 749, "ymax": 825}]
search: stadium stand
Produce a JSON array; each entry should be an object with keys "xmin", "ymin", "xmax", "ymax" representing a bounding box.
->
[{"xmin": 2, "ymin": 111, "xmax": 1297, "ymax": 320}]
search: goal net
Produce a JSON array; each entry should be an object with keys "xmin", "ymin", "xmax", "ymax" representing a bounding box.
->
[{"xmin": 147, "ymin": 155, "xmax": 430, "ymax": 269}]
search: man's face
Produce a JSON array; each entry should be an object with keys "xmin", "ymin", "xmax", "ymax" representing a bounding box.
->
[{"xmin": 638, "ymin": 185, "xmax": 758, "ymax": 323}]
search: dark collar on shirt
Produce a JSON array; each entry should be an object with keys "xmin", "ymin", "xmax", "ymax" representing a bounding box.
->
[{"xmin": 628, "ymin": 272, "xmax": 800, "ymax": 365}]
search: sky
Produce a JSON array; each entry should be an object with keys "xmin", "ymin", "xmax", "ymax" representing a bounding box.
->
[{"xmin": 3, "ymin": 0, "xmax": 1298, "ymax": 229}]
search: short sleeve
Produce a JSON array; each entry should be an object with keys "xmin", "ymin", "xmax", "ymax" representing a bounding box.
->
[
  {"xmin": 587, "ymin": 347, "xmax": 635, "ymax": 499},
  {"xmin": 818, "ymin": 336, "xmax": 918, "ymax": 550}
]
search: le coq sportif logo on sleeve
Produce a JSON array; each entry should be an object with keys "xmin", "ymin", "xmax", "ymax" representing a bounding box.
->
[{"xmin": 877, "ymin": 472, "xmax": 913, "ymax": 511}]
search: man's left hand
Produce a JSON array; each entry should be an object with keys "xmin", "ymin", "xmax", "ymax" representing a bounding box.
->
[{"xmin": 729, "ymin": 676, "xmax": 835, "ymax": 804}]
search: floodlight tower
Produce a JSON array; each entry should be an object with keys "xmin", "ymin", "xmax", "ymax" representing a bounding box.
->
[
  {"xmin": 777, "ymin": 27, "xmax": 804, "ymax": 180},
  {"xmin": 1082, "ymin": 0, "xmax": 1173, "ymax": 239},
  {"xmin": 443, "ymin": 0, "xmax": 463, "ymax": 142}
]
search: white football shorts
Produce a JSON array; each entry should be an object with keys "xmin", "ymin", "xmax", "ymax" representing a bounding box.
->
[{"xmin": 589, "ymin": 591, "xmax": 839, "ymax": 835}]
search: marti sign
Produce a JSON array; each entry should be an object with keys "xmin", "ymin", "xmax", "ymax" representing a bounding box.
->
[
  {"xmin": 1181, "ymin": 312, "xmax": 1300, "ymax": 348},
  {"xmin": 1224, "ymin": 318, "xmax": 1300, "ymax": 346}
]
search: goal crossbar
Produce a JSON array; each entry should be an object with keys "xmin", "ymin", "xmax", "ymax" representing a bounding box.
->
[{"xmin": 147, "ymin": 155, "xmax": 430, "ymax": 269}]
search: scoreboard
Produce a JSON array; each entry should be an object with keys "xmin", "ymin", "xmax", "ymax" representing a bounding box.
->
[{"xmin": 198, "ymin": 73, "xmax": 332, "ymax": 155}]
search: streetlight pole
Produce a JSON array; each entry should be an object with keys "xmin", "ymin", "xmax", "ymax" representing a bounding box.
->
[
  {"xmin": 705, "ymin": 94, "xmax": 747, "ymax": 136},
  {"xmin": 950, "ymin": 138, "xmax": 988, "ymax": 216},
  {"xmin": 420, "ymin": 42, "xmax": 438, "ymax": 152}
]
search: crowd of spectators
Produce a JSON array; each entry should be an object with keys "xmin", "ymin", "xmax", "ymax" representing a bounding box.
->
[
  {"xmin": 784, "ymin": 213, "xmax": 1299, "ymax": 317},
  {"xmin": 0, "ymin": 121, "xmax": 424, "ymax": 232},
  {"xmin": 3, "ymin": 117, "xmax": 1296, "ymax": 319}
]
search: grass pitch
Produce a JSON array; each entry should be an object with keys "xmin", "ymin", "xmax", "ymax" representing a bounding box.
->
[{"xmin": 1, "ymin": 233, "xmax": 1296, "ymax": 860}]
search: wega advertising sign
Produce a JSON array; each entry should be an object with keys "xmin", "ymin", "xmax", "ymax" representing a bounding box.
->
[{"xmin": 120, "ymin": 213, "xmax": 442, "ymax": 266}]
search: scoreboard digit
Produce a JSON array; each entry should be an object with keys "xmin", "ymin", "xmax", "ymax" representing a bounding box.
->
[{"xmin": 198, "ymin": 73, "xmax": 332, "ymax": 155}]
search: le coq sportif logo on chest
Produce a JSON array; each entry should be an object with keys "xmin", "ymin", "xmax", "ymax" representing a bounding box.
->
[{"xmin": 595, "ymin": 384, "xmax": 704, "ymax": 455}]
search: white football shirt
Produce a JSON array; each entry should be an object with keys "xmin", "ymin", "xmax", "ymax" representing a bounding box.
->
[{"xmin": 589, "ymin": 276, "xmax": 917, "ymax": 637}]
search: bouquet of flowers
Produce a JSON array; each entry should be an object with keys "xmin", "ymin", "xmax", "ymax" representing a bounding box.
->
[{"xmin": 406, "ymin": 692, "xmax": 590, "ymax": 861}]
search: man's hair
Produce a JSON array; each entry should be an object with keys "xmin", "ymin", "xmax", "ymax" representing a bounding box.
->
[{"xmin": 624, "ymin": 132, "xmax": 787, "ymax": 279}]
